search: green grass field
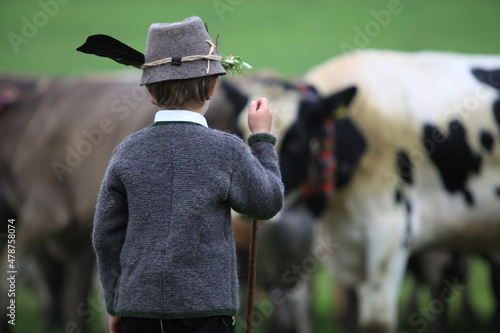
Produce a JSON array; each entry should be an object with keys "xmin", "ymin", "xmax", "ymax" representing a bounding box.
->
[
  {"xmin": 2, "ymin": 0, "xmax": 500, "ymax": 332},
  {"xmin": 1, "ymin": 0, "xmax": 500, "ymax": 77},
  {"xmin": 11, "ymin": 257, "xmax": 496, "ymax": 332}
]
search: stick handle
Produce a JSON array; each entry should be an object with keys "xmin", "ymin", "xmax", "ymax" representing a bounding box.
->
[{"xmin": 245, "ymin": 219, "xmax": 259, "ymax": 333}]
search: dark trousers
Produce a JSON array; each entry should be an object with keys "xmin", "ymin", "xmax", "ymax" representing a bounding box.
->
[{"xmin": 121, "ymin": 316, "xmax": 235, "ymax": 333}]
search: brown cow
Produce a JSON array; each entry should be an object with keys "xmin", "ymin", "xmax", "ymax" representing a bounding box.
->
[
  {"xmin": 0, "ymin": 71, "xmax": 248, "ymax": 332},
  {"xmin": 1, "ymin": 69, "xmax": 327, "ymax": 333}
]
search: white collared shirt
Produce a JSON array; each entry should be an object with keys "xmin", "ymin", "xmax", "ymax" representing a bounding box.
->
[{"xmin": 154, "ymin": 110, "xmax": 208, "ymax": 128}]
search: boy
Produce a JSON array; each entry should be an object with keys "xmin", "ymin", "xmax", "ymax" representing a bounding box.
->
[{"xmin": 92, "ymin": 16, "xmax": 284, "ymax": 333}]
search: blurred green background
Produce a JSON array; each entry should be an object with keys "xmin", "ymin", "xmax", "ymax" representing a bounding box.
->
[
  {"xmin": 1, "ymin": 0, "xmax": 500, "ymax": 77},
  {"xmin": 1, "ymin": 0, "xmax": 500, "ymax": 332}
]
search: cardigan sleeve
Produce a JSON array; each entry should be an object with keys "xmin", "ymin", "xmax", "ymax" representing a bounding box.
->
[
  {"xmin": 92, "ymin": 161, "xmax": 128, "ymax": 314},
  {"xmin": 228, "ymin": 135, "xmax": 284, "ymax": 220}
]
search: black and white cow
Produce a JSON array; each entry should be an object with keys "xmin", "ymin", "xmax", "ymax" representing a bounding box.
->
[{"xmin": 275, "ymin": 50, "xmax": 500, "ymax": 333}]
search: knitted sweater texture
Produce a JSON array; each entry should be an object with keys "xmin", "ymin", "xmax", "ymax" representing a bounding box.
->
[{"xmin": 92, "ymin": 121, "xmax": 284, "ymax": 320}]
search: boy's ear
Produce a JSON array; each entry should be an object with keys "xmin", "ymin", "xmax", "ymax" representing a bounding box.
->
[{"xmin": 209, "ymin": 77, "xmax": 219, "ymax": 97}]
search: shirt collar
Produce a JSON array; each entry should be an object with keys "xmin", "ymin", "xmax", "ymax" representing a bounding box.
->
[{"xmin": 154, "ymin": 110, "xmax": 208, "ymax": 128}]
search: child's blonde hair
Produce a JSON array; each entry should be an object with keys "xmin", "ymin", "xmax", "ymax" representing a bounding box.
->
[{"xmin": 146, "ymin": 75, "xmax": 218, "ymax": 109}]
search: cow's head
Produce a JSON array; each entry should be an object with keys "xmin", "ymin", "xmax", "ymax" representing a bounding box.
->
[
  {"xmin": 278, "ymin": 86, "xmax": 365, "ymax": 215},
  {"xmin": 233, "ymin": 78, "xmax": 365, "ymax": 214},
  {"xmin": 279, "ymin": 86, "xmax": 357, "ymax": 192},
  {"xmin": 237, "ymin": 78, "xmax": 306, "ymax": 146}
]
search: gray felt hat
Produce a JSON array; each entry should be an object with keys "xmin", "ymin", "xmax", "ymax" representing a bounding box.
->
[{"xmin": 140, "ymin": 16, "xmax": 226, "ymax": 85}]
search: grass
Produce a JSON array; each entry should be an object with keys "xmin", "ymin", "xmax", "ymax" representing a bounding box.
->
[
  {"xmin": 12, "ymin": 258, "xmax": 495, "ymax": 333},
  {"xmin": 12, "ymin": 284, "xmax": 45, "ymax": 333},
  {"xmin": 2, "ymin": 0, "xmax": 500, "ymax": 331},
  {"xmin": 1, "ymin": 0, "xmax": 500, "ymax": 77}
]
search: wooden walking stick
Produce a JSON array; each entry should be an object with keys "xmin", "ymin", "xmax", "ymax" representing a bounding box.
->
[{"xmin": 246, "ymin": 219, "xmax": 259, "ymax": 333}]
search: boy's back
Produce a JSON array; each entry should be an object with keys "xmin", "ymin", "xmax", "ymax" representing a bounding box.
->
[
  {"xmin": 88, "ymin": 16, "xmax": 284, "ymax": 333},
  {"xmin": 94, "ymin": 119, "xmax": 283, "ymax": 320}
]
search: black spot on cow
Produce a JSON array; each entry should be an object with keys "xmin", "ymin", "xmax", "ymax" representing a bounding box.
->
[
  {"xmin": 395, "ymin": 189, "xmax": 403, "ymax": 204},
  {"xmin": 462, "ymin": 189, "xmax": 474, "ymax": 206},
  {"xmin": 422, "ymin": 120, "xmax": 482, "ymax": 206},
  {"xmin": 221, "ymin": 80, "xmax": 248, "ymax": 114},
  {"xmin": 494, "ymin": 99, "xmax": 500, "ymax": 134},
  {"xmin": 404, "ymin": 200, "xmax": 412, "ymax": 248},
  {"xmin": 394, "ymin": 149, "xmax": 415, "ymax": 243},
  {"xmin": 394, "ymin": 187, "xmax": 413, "ymax": 248},
  {"xmin": 495, "ymin": 187, "xmax": 500, "ymax": 198},
  {"xmin": 471, "ymin": 68, "xmax": 500, "ymax": 89},
  {"xmin": 396, "ymin": 150, "xmax": 413, "ymax": 185},
  {"xmin": 219, "ymin": 80, "xmax": 249, "ymax": 136},
  {"xmin": 479, "ymin": 130, "xmax": 495, "ymax": 153},
  {"xmin": 335, "ymin": 118, "xmax": 367, "ymax": 189},
  {"xmin": 280, "ymin": 119, "xmax": 312, "ymax": 194}
]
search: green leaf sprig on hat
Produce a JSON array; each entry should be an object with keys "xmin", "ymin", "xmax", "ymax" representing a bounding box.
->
[{"xmin": 222, "ymin": 55, "xmax": 252, "ymax": 75}]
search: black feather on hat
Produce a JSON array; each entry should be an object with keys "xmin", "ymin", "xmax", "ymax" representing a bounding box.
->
[
  {"xmin": 76, "ymin": 17, "xmax": 226, "ymax": 85},
  {"xmin": 77, "ymin": 34, "xmax": 145, "ymax": 69}
]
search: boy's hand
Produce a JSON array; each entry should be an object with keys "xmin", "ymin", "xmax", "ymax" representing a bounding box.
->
[
  {"xmin": 248, "ymin": 98, "xmax": 272, "ymax": 134},
  {"xmin": 109, "ymin": 315, "xmax": 121, "ymax": 333}
]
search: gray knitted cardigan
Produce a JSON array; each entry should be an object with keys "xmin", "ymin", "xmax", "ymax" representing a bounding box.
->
[{"xmin": 92, "ymin": 121, "xmax": 284, "ymax": 320}]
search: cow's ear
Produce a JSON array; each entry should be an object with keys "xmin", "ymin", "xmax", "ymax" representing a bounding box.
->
[
  {"xmin": 322, "ymin": 86, "xmax": 357, "ymax": 117},
  {"xmin": 472, "ymin": 68, "xmax": 500, "ymax": 89},
  {"xmin": 220, "ymin": 79, "xmax": 248, "ymax": 116}
]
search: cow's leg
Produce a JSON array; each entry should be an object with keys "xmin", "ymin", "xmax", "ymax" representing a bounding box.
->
[
  {"xmin": 406, "ymin": 250, "xmax": 460, "ymax": 333},
  {"xmin": 22, "ymin": 214, "xmax": 96, "ymax": 332},
  {"xmin": 14, "ymin": 199, "xmax": 67, "ymax": 330},
  {"xmin": 61, "ymin": 242, "xmax": 96, "ymax": 333},
  {"xmin": 287, "ymin": 276, "xmax": 313, "ymax": 333},
  {"xmin": 357, "ymin": 230, "xmax": 409, "ymax": 333},
  {"xmin": 266, "ymin": 277, "xmax": 313, "ymax": 333},
  {"xmin": 266, "ymin": 286, "xmax": 297, "ymax": 333},
  {"xmin": 31, "ymin": 248, "xmax": 67, "ymax": 329},
  {"xmin": 33, "ymin": 231, "xmax": 96, "ymax": 332},
  {"xmin": 344, "ymin": 286, "xmax": 360, "ymax": 333},
  {"xmin": 334, "ymin": 283, "xmax": 359, "ymax": 333},
  {"xmin": 430, "ymin": 251, "xmax": 470, "ymax": 333}
]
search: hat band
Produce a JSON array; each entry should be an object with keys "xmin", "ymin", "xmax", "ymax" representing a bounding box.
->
[
  {"xmin": 141, "ymin": 54, "xmax": 222, "ymax": 68},
  {"xmin": 141, "ymin": 40, "xmax": 221, "ymax": 74}
]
